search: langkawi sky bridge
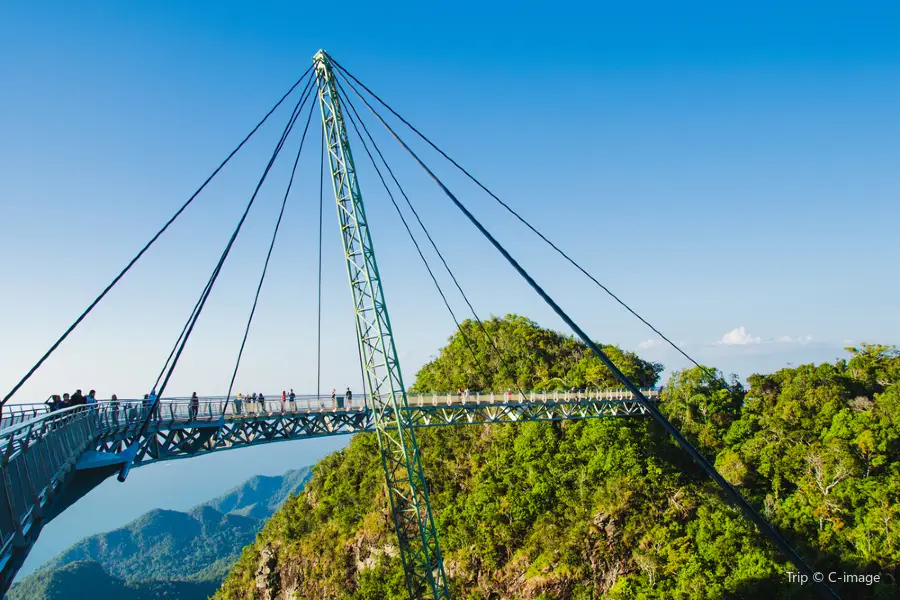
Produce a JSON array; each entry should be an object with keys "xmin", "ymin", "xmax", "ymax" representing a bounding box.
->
[{"xmin": 0, "ymin": 51, "xmax": 840, "ymax": 599}]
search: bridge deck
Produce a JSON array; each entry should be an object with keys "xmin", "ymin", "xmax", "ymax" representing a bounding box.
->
[{"xmin": 0, "ymin": 388, "xmax": 658, "ymax": 589}]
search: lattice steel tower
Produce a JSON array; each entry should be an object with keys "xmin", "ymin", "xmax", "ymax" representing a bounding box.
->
[{"xmin": 313, "ymin": 50, "xmax": 450, "ymax": 600}]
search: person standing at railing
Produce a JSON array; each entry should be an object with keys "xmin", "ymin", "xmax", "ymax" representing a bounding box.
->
[
  {"xmin": 281, "ymin": 390, "xmax": 286, "ymax": 414},
  {"xmin": 110, "ymin": 394, "xmax": 120, "ymax": 424},
  {"xmin": 68, "ymin": 388, "xmax": 87, "ymax": 413},
  {"xmin": 87, "ymin": 390, "xmax": 97, "ymax": 405},
  {"xmin": 149, "ymin": 388, "xmax": 160, "ymax": 420},
  {"xmin": 289, "ymin": 389, "xmax": 296, "ymax": 412},
  {"xmin": 250, "ymin": 393, "xmax": 258, "ymax": 415},
  {"xmin": 189, "ymin": 392, "xmax": 199, "ymax": 421},
  {"xmin": 235, "ymin": 392, "xmax": 243, "ymax": 416},
  {"xmin": 258, "ymin": 393, "xmax": 266, "ymax": 414},
  {"xmin": 331, "ymin": 389, "xmax": 336, "ymax": 408},
  {"xmin": 71, "ymin": 389, "xmax": 85, "ymax": 405},
  {"xmin": 45, "ymin": 395, "xmax": 63, "ymax": 412}
]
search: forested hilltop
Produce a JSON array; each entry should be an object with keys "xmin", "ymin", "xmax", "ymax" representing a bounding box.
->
[{"xmin": 216, "ymin": 315, "xmax": 899, "ymax": 599}]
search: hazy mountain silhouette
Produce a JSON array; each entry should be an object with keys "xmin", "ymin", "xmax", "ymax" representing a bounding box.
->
[{"xmin": 8, "ymin": 467, "xmax": 312, "ymax": 600}]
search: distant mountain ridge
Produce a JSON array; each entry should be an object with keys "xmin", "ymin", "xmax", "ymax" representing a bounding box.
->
[
  {"xmin": 10, "ymin": 561, "xmax": 219, "ymax": 600},
  {"xmin": 8, "ymin": 467, "xmax": 312, "ymax": 600}
]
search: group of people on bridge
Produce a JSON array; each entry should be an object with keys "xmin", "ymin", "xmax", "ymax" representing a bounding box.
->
[
  {"xmin": 232, "ymin": 387, "xmax": 355, "ymax": 414},
  {"xmin": 32, "ymin": 386, "xmax": 360, "ymax": 427},
  {"xmin": 46, "ymin": 389, "xmax": 104, "ymax": 412}
]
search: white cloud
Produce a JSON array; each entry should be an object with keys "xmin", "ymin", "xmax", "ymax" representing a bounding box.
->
[
  {"xmin": 718, "ymin": 327, "xmax": 761, "ymax": 346},
  {"xmin": 714, "ymin": 328, "xmax": 814, "ymax": 346},
  {"xmin": 638, "ymin": 339, "xmax": 663, "ymax": 349}
]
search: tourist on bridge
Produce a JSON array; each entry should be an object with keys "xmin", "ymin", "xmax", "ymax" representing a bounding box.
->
[
  {"xmin": 86, "ymin": 390, "xmax": 97, "ymax": 405},
  {"xmin": 71, "ymin": 389, "xmax": 85, "ymax": 405},
  {"xmin": 45, "ymin": 395, "xmax": 61, "ymax": 412},
  {"xmin": 189, "ymin": 392, "xmax": 199, "ymax": 421},
  {"xmin": 331, "ymin": 389, "xmax": 336, "ymax": 407},
  {"xmin": 61, "ymin": 393, "xmax": 70, "ymax": 408},
  {"xmin": 250, "ymin": 393, "xmax": 258, "ymax": 414},
  {"xmin": 281, "ymin": 390, "xmax": 286, "ymax": 414},
  {"xmin": 110, "ymin": 394, "xmax": 120, "ymax": 425},
  {"xmin": 149, "ymin": 388, "xmax": 160, "ymax": 420},
  {"xmin": 234, "ymin": 393, "xmax": 243, "ymax": 416},
  {"xmin": 288, "ymin": 389, "xmax": 296, "ymax": 411},
  {"xmin": 258, "ymin": 393, "xmax": 266, "ymax": 414},
  {"xmin": 343, "ymin": 387, "xmax": 351, "ymax": 410}
]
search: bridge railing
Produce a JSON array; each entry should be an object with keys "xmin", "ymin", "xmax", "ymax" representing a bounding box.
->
[
  {"xmin": 4, "ymin": 388, "xmax": 662, "ymax": 431},
  {"xmin": 0, "ymin": 404, "xmax": 53, "ymax": 432},
  {"xmin": 158, "ymin": 389, "xmax": 658, "ymax": 417},
  {"xmin": 402, "ymin": 388, "xmax": 659, "ymax": 407},
  {"xmin": 0, "ymin": 405, "xmax": 110, "ymax": 569}
]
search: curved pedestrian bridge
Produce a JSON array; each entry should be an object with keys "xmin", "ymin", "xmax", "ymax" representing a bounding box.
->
[{"xmin": 0, "ymin": 388, "xmax": 657, "ymax": 588}]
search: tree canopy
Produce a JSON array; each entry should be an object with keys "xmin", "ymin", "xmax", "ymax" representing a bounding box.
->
[
  {"xmin": 216, "ymin": 319, "xmax": 899, "ymax": 600},
  {"xmin": 410, "ymin": 314, "xmax": 663, "ymax": 392}
]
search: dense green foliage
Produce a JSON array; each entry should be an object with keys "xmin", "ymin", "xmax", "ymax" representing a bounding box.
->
[
  {"xmin": 411, "ymin": 315, "xmax": 662, "ymax": 392},
  {"xmin": 9, "ymin": 468, "xmax": 311, "ymax": 600},
  {"xmin": 216, "ymin": 317, "xmax": 899, "ymax": 599},
  {"xmin": 8, "ymin": 560, "xmax": 219, "ymax": 600}
]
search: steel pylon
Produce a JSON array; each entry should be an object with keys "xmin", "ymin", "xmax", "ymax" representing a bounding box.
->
[{"xmin": 313, "ymin": 50, "xmax": 450, "ymax": 600}]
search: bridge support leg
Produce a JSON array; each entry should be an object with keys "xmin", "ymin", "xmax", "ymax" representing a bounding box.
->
[{"xmin": 314, "ymin": 50, "xmax": 449, "ymax": 600}]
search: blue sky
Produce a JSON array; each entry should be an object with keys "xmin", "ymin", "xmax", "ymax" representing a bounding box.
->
[
  {"xmin": 2, "ymin": 0, "xmax": 899, "ymax": 404},
  {"xmin": 3, "ymin": 0, "xmax": 900, "ymax": 579}
]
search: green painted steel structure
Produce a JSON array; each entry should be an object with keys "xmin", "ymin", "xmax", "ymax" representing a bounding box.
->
[{"xmin": 313, "ymin": 50, "xmax": 450, "ymax": 600}]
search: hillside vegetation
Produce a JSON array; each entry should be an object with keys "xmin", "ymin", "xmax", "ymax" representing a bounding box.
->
[
  {"xmin": 216, "ymin": 315, "xmax": 899, "ymax": 599},
  {"xmin": 9, "ymin": 468, "xmax": 312, "ymax": 600}
]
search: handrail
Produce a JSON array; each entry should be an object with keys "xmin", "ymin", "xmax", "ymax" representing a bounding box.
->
[
  {"xmin": 4, "ymin": 387, "xmax": 660, "ymax": 409},
  {"xmin": 1, "ymin": 388, "xmax": 661, "ymax": 434}
]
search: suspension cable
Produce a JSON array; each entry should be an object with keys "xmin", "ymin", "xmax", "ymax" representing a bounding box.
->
[
  {"xmin": 332, "ymin": 61, "xmax": 724, "ymax": 388},
  {"xmin": 317, "ymin": 129, "xmax": 325, "ymax": 402},
  {"xmin": 2, "ymin": 66, "xmax": 314, "ymax": 407},
  {"xmin": 338, "ymin": 81, "xmax": 526, "ymax": 397},
  {"xmin": 315, "ymin": 91, "xmax": 371, "ymax": 408},
  {"xmin": 338, "ymin": 86, "xmax": 500, "ymax": 394},
  {"xmin": 353, "ymin": 90, "xmax": 840, "ymax": 600},
  {"xmin": 153, "ymin": 76, "xmax": 316, "ymax": 392},
  {"xmin": 224, "ymin": 96, "xmax": 318, "ymax": 410},
  {"xmin": 122, "ymin": 81, "xmax": 312, "ymax": 476},
  {"xmin": 155, "ymin": 86, "xmax": 310, "ymax": 397}
]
